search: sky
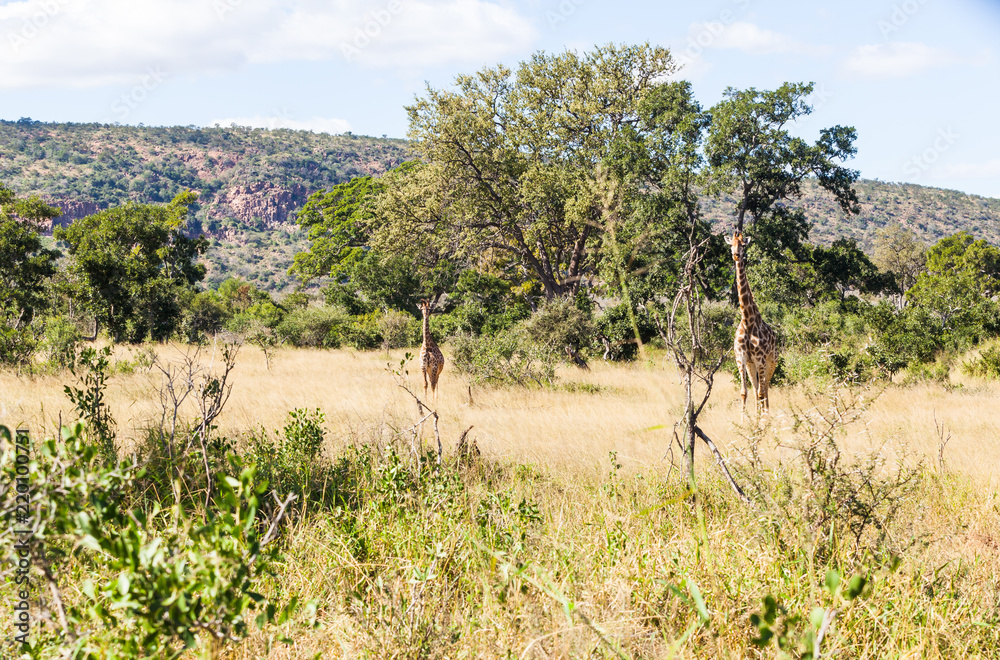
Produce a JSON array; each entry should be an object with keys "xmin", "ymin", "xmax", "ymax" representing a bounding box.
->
[{"xmin": 0, "ymin": 0, "xmax": 998, "ymax": 198}]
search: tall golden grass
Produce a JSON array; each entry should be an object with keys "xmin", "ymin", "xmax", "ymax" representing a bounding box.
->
[
  {"xmin": 2, "ymin": 341, "xmax": 997, "ymax": 483},
  {"xmin": 2, "ymin": 343, "xmax": 1000, "ymax": 657}
]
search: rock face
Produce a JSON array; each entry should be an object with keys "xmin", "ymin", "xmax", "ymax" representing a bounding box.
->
[
  {"xmin": 210, "ymin": 182, "xmax": 309, "ymax": 230},
  {"xmin": 47, "ymin": 199, "xmax": 103, "ymax": 228}
]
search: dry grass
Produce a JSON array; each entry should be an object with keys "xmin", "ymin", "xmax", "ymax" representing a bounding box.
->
[
  {"xmin": 3, "ymin": 343, "xmax": 1000, "ymax": 658},
  {"xmin": 2, "ymin": 342, "xmax": 998, "ymax": 482}
]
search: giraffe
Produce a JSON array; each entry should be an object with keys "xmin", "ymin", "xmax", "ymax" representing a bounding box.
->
[
  {"xmin": 731, "ymin": 232, "xmax": 779, "ymax": 413},
  {"xmin": 418, "ymin": 299, "xmax": 445, "ymax": 404}
]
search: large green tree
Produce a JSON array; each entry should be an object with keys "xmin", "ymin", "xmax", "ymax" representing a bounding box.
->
[
  {"xmin": 291, "ymin": 169, "xmax": 459, "ymax": 311},
  {"xmin": 0, "ymin": 183, "xmax": 61, "ymax": 324},
  {"xmin": 377, "ymin": 43, "xmax": 679, "ymax": 299},
  {"xmin": 905, "ymin": 231, "xmax": 1000, "ymax": 341},
  {"xmin": 0, "ymin": 183, "xmax": 61, "ymax": 365},
  {"xmin": 55, "ymin": 192, "xmax": 207, "ymax": 342}
]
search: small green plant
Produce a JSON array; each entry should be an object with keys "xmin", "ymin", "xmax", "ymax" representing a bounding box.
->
[
  {"xmin": 40, "ymin": 316, "xmax": 81, "ymax": 370},
  {"xmin": 247, "ymin": 408, "xmax": 327, "ymax": 501},
  {"xmin": 64, "ymin": 345, "xmax": 117, "ymax": 464},
  {"xmin": 750, "ymin": 569, "xmax": 869, "ymax": 659},
  {"xmin": 0, "ymin": 423, "xmax": 304, "ymax": 658}
]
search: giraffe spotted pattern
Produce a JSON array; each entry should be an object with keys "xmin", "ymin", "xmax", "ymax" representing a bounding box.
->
[
  {"xmin": 418, "ymin": 299, "xmax": 445, "ymax": 404},
  {"xmin": 731, "ymin": 233, "xmax": 779, "ymax": 412}
]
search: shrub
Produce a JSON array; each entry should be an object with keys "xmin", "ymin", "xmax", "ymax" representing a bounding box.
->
[
  {"xmin": 961, "ymin": 344, "xmax": 1000, "ymax": 379},
  {"xmin": 275, "ymin": 306, "xmax": 349, "ymax": 348},
  {"xmin": 40, "ymin": 315, "xmax": 82, "ymax": 369},
  {"xmin": 594, "ymin": 302, "xmax": 658, "ymax": 361},
  {"xmin": 247, "ymin": 408, "xmax": 327, "ymax": 499},
  {"xmin": 0, "ymin": 423, "xmax": 300, "ymax": 658},
  {"xmin": 450, "ymin": 330, "xmax": 557, "ymax": 387},
  {"xmin": 377, "ymin": 309, "xmax": 420, "ymax": 350},
  {"xmin": 519, "ymin": 296, "xmax": 593, "ymax": 355}
]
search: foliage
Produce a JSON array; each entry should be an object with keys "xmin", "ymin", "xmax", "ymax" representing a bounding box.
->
[
  {"xmin": 55, "ymin": 192, "xmax": 207, "ymax": 342},
  {"xmin": 450, "ymin": 330, "xmax": 558, "ymax": 387},
  {"xmin": 873, "ymin": 224, "xmax": 926, "ymax": 301},
  {"xmin": 247, "ymin": 408, "xmax": 327, "ymax": 500},
  {"xmin": 274, "ymin": 306, "xmax": 349, "ymax": 348},
  {"xmin": 519, "ymin": 296, "xmax": 594, "ymax": 356},
  {"xmin": 0, "ymin": 182, "xmax": 61, "ymax": 324},
  {"xmin": 962, "ymin": 344, "xmax": 1000, "ymax": 379},
  {"xmin": 380, "ymin": 43, "xmax": 679, "ymax": 299},
  {"xmin": 39, "ymin": 315, "xmax": 82, "ymax": 370},
  {"xmin": 593, "ymin": 302, "xmax": 658, "ymax": 361},
  {"xmin": 0, "ymin": 423, "xmax": 300, "ymax": 658},
  {"xmin": 64, "ymin": 346, "xmax": 117, "ymax": 464}
]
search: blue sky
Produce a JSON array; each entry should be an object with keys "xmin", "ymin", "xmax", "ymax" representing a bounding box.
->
[{"xmin": 0, "ymin": 0, "xmax": 998, "ymax": 197}]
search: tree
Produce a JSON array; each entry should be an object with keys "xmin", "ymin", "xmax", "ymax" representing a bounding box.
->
[
  {"xmin": 0, "ymin": 183, "xmax": 61, "ymax": 366},
  {"xmin": 905, "ymin": 231, "xmax": 1000, "ymax": 342},
  {"xmin": 705, "ymin": 83, "xmax": 862, "ymax": 314},
  {"xmin": 0, "ymin": 183, "xmax": 61, "ymax": 324},
  {"xmin": 55, "ymin": 192, "xmax": 207, "ymax": 342},
  {"xmin": 377, "ymin": 43, "xmax": 679, "ymax": 299},
  {"xmin": 873, "ymin": 224, "xmax": 926, "ymax": 307},
  {"xmin": 292, "ymin": 169, "xmax": 459, "ymax": 311},
  {"xmin": 706, "ymin": 82, "xmax": 861, "ymax": 238}
]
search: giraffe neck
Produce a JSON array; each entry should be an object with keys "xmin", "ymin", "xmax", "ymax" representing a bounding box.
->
[
  {"xmin": 422, "ymin": 312, "xmax": 434, "ymax": 347},
  {"xmin": 734, "ymin": 254, "xmax": 760, "ymax": 323}
]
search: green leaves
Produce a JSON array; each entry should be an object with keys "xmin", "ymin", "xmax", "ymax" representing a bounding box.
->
[
  {"xmin": 54, "ymin": 192, "xmax": 207, "ymax": 342},
  {"xmin": 0, "ymin": 422, "xmax": 301, "ymax": 658}
]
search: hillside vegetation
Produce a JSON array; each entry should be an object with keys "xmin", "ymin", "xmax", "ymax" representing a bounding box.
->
[
  {"xmin": 2, "ymin": 119, "xmax": 999, "ymax": 291},
  {"xmin": 0, "ymin": 119, "xmax": 409, "ymax": 289}
]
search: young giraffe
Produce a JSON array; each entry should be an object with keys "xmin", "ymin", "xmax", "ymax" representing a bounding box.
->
[
  {"xmin": 418, "ymin": 299, "xmax": 445, "ymax": 404},
  {"xmin": 731, "ymin": 232, "xmax": 779, "ymax": 413}
]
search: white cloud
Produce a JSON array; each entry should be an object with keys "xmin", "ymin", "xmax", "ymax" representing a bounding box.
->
[
  {"xmin": 709, "ymin": 21, "xmax": 827, "ymax": 56},
  {"xmin": 0, "ymin": 0, "xmax": 537, "ymax": 90},
  {"xmin": 841, "ymin": 42, "xmax": 988, "ymax": 78},
  {"xmin": 672, "ymin": 21, "xmax": 826, "ymax": 79},
  {"xmin": 209, "ymin": 115, "xmax": 352, "ymax": 134}
]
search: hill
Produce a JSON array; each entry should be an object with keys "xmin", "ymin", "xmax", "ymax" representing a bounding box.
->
[
  {"xmin": 0, "ymin": 119, "xmax": 409, "ymax": 290},
  {"xmin": 2, "ymin": 119, "xmax": 999, "ymax": 291}
]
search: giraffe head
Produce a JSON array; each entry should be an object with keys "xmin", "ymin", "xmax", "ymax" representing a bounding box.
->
[
  {"xmin": 730, "ymin": 232, "xmax": 744, "ymax": 262},
  {"xmin": 418, "ymin": 299, "xmax": 432, "ymax": 316}
]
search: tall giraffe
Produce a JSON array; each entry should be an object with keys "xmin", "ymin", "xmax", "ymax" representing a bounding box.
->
[
  {"xmin": 418, "ymin": 299, "xmax": 445, "ymax": 404},
  {"xmin": 731, "ymin": 233, "xmax": 779, "ymax": 412}
]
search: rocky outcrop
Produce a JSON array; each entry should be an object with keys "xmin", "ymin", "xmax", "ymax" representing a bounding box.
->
[{"xmin": 209, "ymin": 182, "xmax": 308, "ymax": 230}]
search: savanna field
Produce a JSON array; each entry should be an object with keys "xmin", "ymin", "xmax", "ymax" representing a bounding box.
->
[
  {"xmin": 3, "ymin": 342, "xmax": 999, "ymax": 658},
  {"xmin": 4, "ymin": 42, "xmax": 1000, "ymax": 660}
]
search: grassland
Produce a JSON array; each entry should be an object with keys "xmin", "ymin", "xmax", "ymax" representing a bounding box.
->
[{"xmin": 2, "ymin": 345, "xmax": 999, "ymax": 658}]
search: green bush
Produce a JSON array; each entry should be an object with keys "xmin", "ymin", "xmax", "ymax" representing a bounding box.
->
[
  {"xmin": 594, "ymin": 302, "xmax": 658, "ymax": 361},
  {"xmin": 247, "ymin": 408, "xmax": 327, "ymax": 499},
  {"xmin": 450, "ymin": 330, "xmax": 557, "ymax": 387},
  {"xmin": 275, "ymin": 306, "xmax": 349, "ymax": 348},
  {"xmin": 962, "ymin": 345, "xmax": 1000, "ymax": 379},
  {"xmin": 0, "ymin": 423, "xmax": 300, "ymax": 658},
  {"xmin": 40, "ymin": 315, "xmax": 82, "ymax": 369},
  {"xmin": 519, "ymin": 296, "xmax": 593, "ymax": 356},
  {"xmin": 376, "ymin": 309, "xmax": 421, "ymax": 350}
]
